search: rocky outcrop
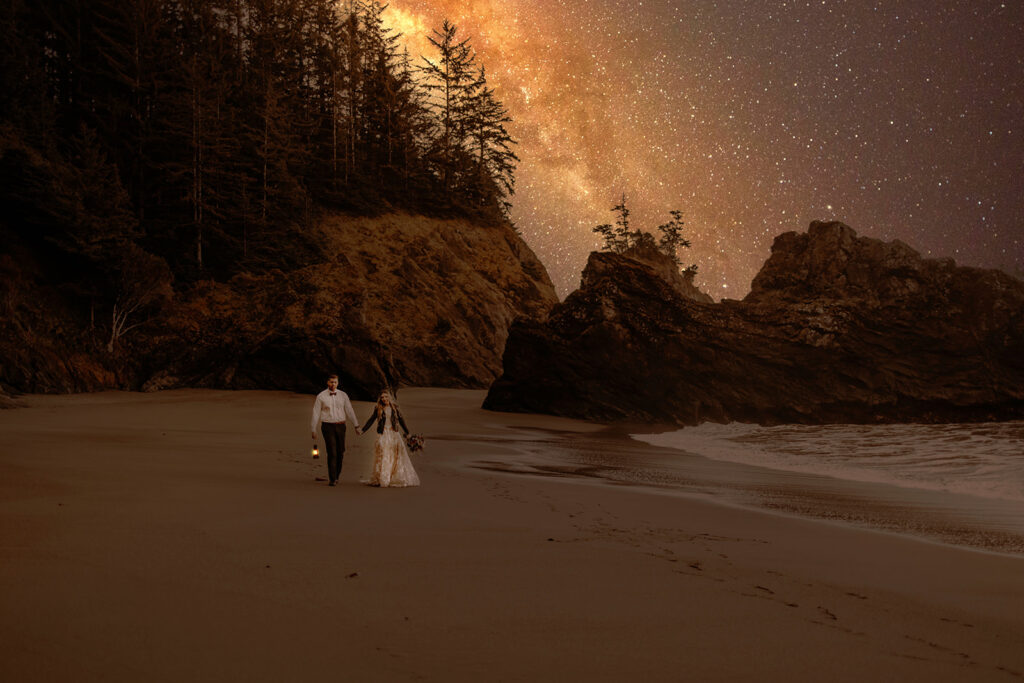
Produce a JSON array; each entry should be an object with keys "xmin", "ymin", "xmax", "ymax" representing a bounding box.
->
[
  {"xmin": 617, "ymin": 242, "xmax": 713, "ymax": 304},
  {"xmin": 484, "ymin": 221, "xmax": 1024, "ymax": 424},
  {"xmin": 142, "ymin": 213, "xmax": 556, "ymax": 397},
  {"xmin": 1, "ymin": 212, "xmax": 557, "ymax": 399}
]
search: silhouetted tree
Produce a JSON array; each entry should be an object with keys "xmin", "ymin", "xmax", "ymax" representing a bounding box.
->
[
  {"xmin": 593, "ymin": 200, "xmax": 697, "ymax": 272},
  {"xmin": 465, "ymin": 66, "xmax": 518, "ymax": 215},
  {"xmin": 593, "ymin": 194, "xmax": 639, "ymax": 252},
  {"xmin": 420, "ymin": 19, "xmax": 481, "ymax": 198},
  {"xmin": 656, "ymin": 210, "xmax": 692, "ymax": 267},
  {"xmin": 391, "ymin": 47, "xmax": 434, "ymax": 191}
]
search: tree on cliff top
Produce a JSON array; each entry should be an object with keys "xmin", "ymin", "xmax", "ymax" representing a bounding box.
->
[
  {"xmin": 592, "ymin": 197, "xmax": 697, "ymax": 273},
  {"xmin": 656, "ymin": 210, "xmax": 694, "ymax": 271}
]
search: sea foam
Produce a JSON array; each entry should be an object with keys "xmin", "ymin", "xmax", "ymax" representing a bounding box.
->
[{"xmin": 633, "ymin": 421, "xmax": 1024, "ymax": 503}]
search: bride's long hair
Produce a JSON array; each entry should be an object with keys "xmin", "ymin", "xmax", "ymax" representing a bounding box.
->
[{"xmin": 374, "ymin": 388, "xmax": 400, "ymax": 419}]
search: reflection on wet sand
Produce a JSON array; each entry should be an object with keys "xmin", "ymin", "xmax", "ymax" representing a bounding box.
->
[{"xmin": 448, "ymin": 426, "xmax": 1024, "ymax": 556}]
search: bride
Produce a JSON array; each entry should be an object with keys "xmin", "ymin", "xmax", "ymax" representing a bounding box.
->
[{"xmin": 360, "ymin": 389, "xmax": 420, "ymax": 487}]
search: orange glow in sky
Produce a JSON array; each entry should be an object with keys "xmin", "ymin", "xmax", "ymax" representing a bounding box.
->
[{"xmin": 383, "ymin": 1, "xmax": 1024, "ymax": 298}]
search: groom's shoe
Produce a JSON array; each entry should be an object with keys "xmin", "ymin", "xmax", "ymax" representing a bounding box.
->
[{"xmin": 329, "ymin": 480, "xmax": 337, "ymax": 486}]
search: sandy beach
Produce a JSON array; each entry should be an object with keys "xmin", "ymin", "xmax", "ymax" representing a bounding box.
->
[{"xmin": 1, "ymin": 389, "xmax": 1022, "ymax": 682}]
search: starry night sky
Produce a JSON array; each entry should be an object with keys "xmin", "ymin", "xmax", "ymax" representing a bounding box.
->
[{"xmin": 384, "ymin": 0, "xmax": 1023, "ymax": 299}]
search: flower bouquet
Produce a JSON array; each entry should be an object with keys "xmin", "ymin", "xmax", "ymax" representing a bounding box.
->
[{"xmin": 405, "ymin": 434, "xmax": 425, "ymax": 452}]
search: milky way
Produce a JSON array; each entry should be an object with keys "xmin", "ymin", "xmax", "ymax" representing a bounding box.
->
[{"xmin": 384, "ymin": 0, "xmax": 1023, "ymax": 299}]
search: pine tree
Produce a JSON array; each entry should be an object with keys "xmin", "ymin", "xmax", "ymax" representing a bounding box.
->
[
  {"xmin": 593, "ymin": 195, "xmax": 631, "ymax": 252},
  {"xmin": 87, "ymin": 0, "xmax": 168, "ymax": 221},
  {"xmin": 340, "ymin": 1, "xmax": 362, "ymax": 184},
  {"xmin": 655, "ymin": 210, "xmax": 691, "ymax": 267},
  {"xmin": 593, "ymin": 194, "xmax": 643, "ymax": 252},
  {"xmin": 305, "ymin": 0, "xmax": 348, "ymax": 199},
  {"xmin": 155, "ymin": 0, "xmax": 245, "ymax": 271},
  {"xmin": 592, "ymin": 222, "xmax": 618, "ymax": 251},
  {"xmin": 420, "ymin": 19, "xmax": 481, "ymax": 198},
  {"xmin": 244, "ymin": 0, "xmax": 312, "ymax": 233},
  {"xmin": 357, "ymin": 0, "xmax": 404, "ymax": 188},
  {"xmin": 593, "ymin": 201, "xmax": 697, "ymax": 273},
  {"xmin": 465, "ymin": 66, "xmax": 518, "ymax": 215},
  {"xmin": 392, "ymin": 47, "xmax": 434, "ymax": 191}
]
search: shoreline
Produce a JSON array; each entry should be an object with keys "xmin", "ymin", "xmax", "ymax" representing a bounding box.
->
[
  {"xmin": 475, "ymin": 460, "xmax": 1024, "ymax": 562},
  {"xmin": 2, "ymin": 388, "xmax": 1023, "ymax": 681},
  {"xmin": 449, "ymin": 414, "xmax": 1024, "ymax": 557}
]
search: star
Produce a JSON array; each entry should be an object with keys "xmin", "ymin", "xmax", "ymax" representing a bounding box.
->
[{"xmin": 385, "ymin": 0, "xmax": 1024, "ymax": 296}]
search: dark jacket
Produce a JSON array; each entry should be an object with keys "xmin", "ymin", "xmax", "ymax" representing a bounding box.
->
[{"xmin": 361, "ymin": 405, "xmax": 409, "ymax": 435}]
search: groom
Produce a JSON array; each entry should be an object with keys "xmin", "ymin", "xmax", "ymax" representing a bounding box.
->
[{"xmin": 311, "ymin": 374, "xmax": 361, "ymax": 486}]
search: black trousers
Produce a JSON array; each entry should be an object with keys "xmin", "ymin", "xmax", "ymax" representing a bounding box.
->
[{"xmin": 320, "ymin": 422, "xmax": 347, "ymax": 483}]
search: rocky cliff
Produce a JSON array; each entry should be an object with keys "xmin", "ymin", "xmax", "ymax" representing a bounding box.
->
[
  {"xmin": 1, "ymin": 212, "xmax": 557, "ymax": 398},
  {"xmin": 484, "ymin": 221, "xmax": 1024, "ymax": 424}
]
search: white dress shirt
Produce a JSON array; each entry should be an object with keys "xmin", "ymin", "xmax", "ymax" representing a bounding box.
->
[{"xmin": 311, "ymin": 389, "xmax": 358, "ymax": 432}]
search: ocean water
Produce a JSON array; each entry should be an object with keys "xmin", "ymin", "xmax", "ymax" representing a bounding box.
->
[
  {"xmin": 633, "ymin": 421, "xmax": 1024, "ymax": 503},
  {"xmin": 462, "ymin": 418, "xmax": 1024, "ymax": 553}
]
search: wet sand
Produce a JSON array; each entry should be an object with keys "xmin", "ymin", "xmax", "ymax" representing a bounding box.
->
[
  {"xmin": 1, "ymin": 388, "xmax": 1022, "ymax": 681},
  {"xmin": 470, "ymin": 422, "xmax": 1024, "ymax": 555}
]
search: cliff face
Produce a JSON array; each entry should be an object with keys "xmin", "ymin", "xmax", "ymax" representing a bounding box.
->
[
  {"xmin": 144, "ymin": 213, "xmax": 557, "ymax": 396},
  {"xmin": 1, "ymin": 212, "xmax": 557, "ymax": 399},
  {"xmin": 484, "ymin": 221, "xmax": 1024, "ymax": 424}
]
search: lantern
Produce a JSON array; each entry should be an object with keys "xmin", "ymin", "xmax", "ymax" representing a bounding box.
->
[{"xmin": 312, "ymin": 444, "xmax": 320, "ymax": 459}]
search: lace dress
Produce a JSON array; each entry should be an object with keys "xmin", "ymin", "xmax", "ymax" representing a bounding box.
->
[{"xmin": 366, "ymin": 406, "xmax": 420, "ymax": 488}]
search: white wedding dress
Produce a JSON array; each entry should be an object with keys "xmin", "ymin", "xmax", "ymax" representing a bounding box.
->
[{"xmin": 366, "ymin": 406, "xmax": 420, "ymax": 488}]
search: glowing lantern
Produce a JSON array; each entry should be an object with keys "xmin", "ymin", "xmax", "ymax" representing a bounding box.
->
[{"xmin": 312, "ymin": 445, "xmax": 320, "ymax": 459}]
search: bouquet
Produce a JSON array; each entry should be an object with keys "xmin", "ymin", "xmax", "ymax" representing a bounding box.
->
[{"xmin": 405, "ymin": 434, "xmax": 425, "ymax": 452}]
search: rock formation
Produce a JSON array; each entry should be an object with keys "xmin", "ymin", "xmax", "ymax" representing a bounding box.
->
[
  {"xmin": 1, "ymin": 213, "xmax": 557, "ymax": 398},
  {"xmin": 484, "ymin": 221, "xmax": 1024, "ymax": 424},
  {"xmin": 618, "ymin": 242, "xmax": 713, "ymax": 304}
]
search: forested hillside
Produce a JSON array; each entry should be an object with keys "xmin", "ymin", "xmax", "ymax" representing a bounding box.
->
[{"xmin": 0, "ymin": 0, "xmax": 547, "ymax": 396}]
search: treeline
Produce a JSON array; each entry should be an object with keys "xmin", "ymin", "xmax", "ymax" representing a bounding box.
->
[{"xmin": 0, "ymin": 0, "xmax": 517, "ymax": 283}]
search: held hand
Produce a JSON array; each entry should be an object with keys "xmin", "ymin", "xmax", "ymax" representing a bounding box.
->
[{"xmin": 312, "ymin": 432, "xmax": 317, "ymax": 440}]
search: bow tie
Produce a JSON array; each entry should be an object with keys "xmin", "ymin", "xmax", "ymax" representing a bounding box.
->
[{"xmin": 329, "ymin": 392, "xmax": 337, "ymax": 396}]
